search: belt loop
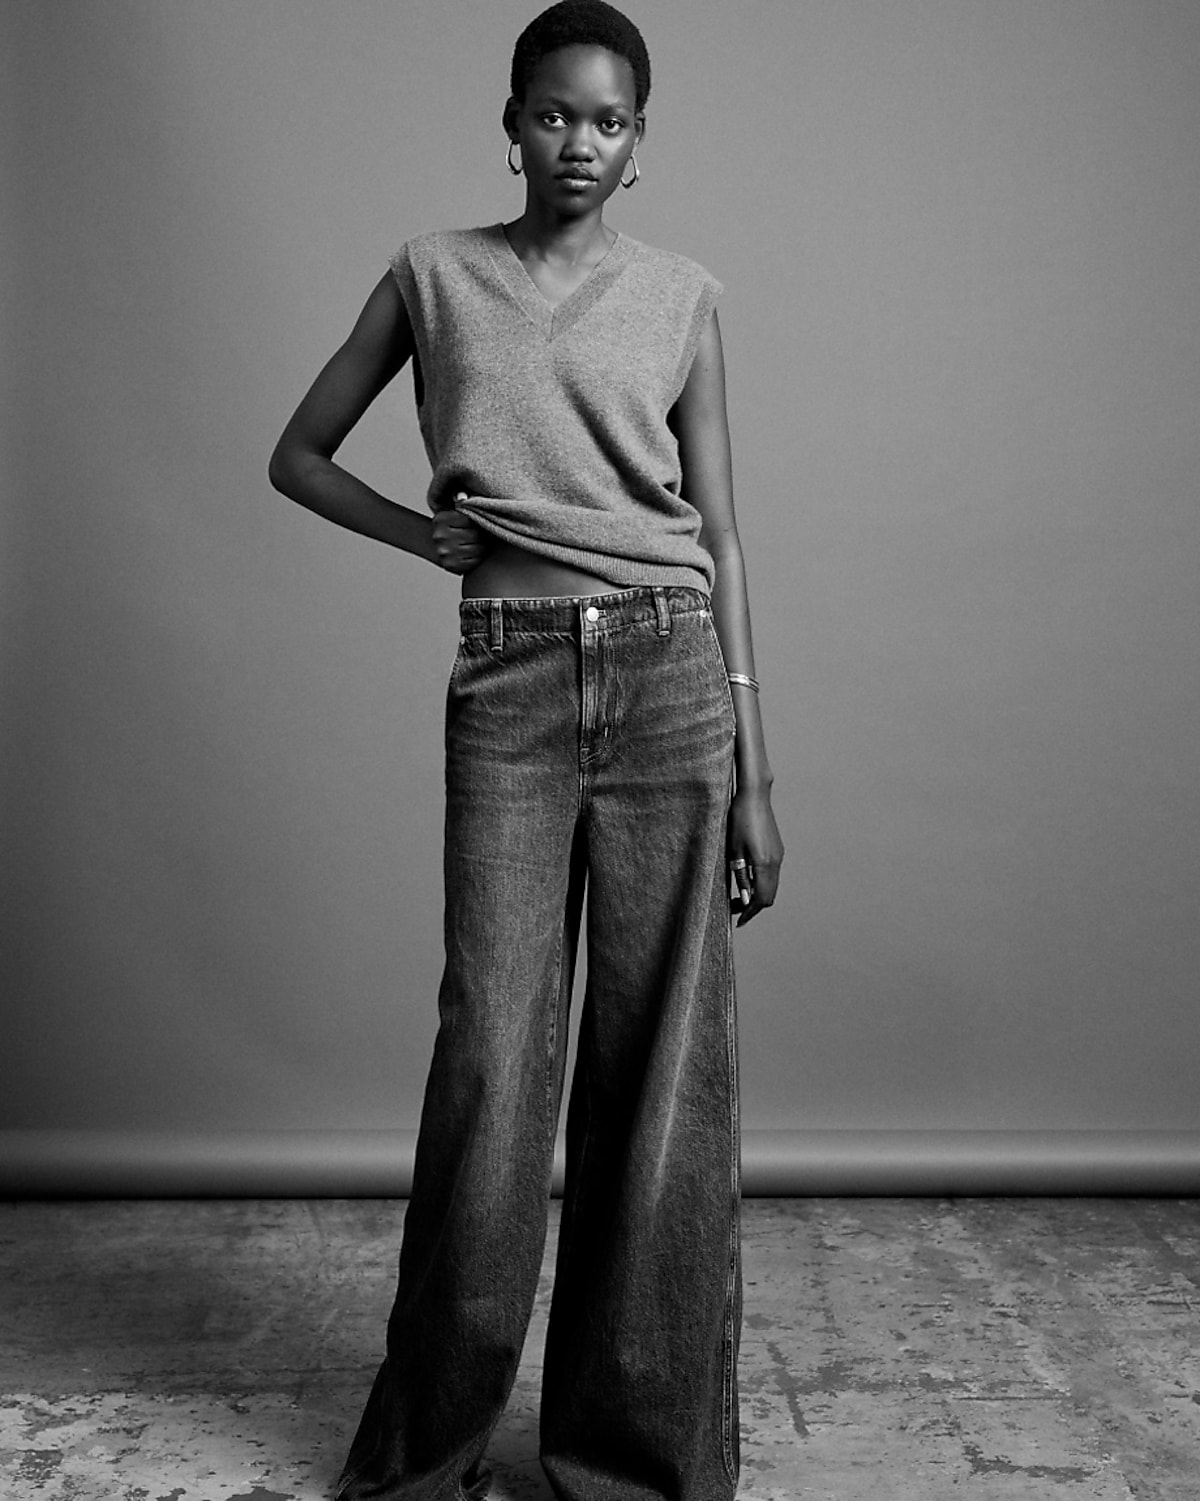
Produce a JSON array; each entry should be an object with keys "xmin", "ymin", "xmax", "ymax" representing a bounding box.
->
[
  {"xmin": 489, "ymin": 600, "xmax": 504, "ymax": 655},
  {"xmin": 652, "ymin": 586, "xmax": 672, "ymax": 637}
]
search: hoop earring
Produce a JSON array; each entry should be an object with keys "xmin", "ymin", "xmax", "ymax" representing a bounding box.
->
[
  {"xmin": 620, "ymin": 153, "xmax": 640, "ymax": 189},
  {"xmin": 506, "ymin": 141, "xmax": 523, "ymax": 176}
]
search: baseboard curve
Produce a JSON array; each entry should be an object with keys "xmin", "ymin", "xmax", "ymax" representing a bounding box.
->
[{"xmin": 2, "ymin": 1128, "xmax": 1198, "ymax": 1196}]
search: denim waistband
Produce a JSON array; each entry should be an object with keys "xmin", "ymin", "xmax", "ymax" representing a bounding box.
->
[{"xmin": 458, "ymin": 586, "xmax": 708, "ymax": 640}]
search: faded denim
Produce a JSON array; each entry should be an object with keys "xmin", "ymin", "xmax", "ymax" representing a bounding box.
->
[{"xmin": 336, "ymin": 587, "xmax": 741, "ymax": 1501}]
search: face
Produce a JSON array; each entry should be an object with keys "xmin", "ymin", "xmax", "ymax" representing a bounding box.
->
[{"xmin": 507, "ymin": 45, "xmax": 644, "ymax": 213}]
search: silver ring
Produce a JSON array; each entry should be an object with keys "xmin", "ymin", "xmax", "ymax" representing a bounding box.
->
[{"xmin": 730, "ymin": 858, "xmax": 748, "ymax": 870}]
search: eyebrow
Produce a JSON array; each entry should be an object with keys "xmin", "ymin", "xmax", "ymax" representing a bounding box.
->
[{"xmin": 535, "ymin": 95, "xmax": 632, "ymax": 114}]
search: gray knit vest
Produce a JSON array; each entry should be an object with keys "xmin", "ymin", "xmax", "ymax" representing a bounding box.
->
[{"xmin": 389, "ymin": 224, "xmax": 723, "ymax": 591}]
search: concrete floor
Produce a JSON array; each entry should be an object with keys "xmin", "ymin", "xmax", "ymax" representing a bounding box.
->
[{"xmin": 1, "ymin": 1198, "xmax": 1198, "ymax": 1500}]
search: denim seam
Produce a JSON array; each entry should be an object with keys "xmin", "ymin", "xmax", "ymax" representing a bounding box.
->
[
  {"xmin": 554, "ymin": 626, "xmax": 594, "ymax": 1337},
  {"xmin": 721, "ymin": 898, "xmax": 742, "ymax": 1486},
  {"xmin": 460, "ymin": 628, "xmax": 574, "ymax": 642},
  {"xmin": 545, "ymin": 910, "xmax": 566, "ymax": 1172},
  {"xmin": 555, "ymin": 996, "xmax": 596, "ymax": 1333}
]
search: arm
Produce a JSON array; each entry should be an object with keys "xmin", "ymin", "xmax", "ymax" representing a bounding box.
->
[
  {"xmin": 268, "ymin": 271, "xmax": 488, "ymax": 574},
  {"xmin": 670, "ymin": 309, "xmax": 784, "ymax": 923}
]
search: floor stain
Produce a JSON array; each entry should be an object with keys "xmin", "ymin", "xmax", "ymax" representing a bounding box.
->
[
  {"xmin": 764, "ymin": 1341, "xmax": 809, "ymax": 1437},
  {"xmin": 17, "ymin": 1448, "xmax": 63, "ymax": 1483},
  {"xmin": 962, "ymin": 1438, "xmax": 1093, "ymax": 1482}
]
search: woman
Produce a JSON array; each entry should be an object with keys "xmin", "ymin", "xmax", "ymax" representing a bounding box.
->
[{"xmin": 269, "ymin": 4, "xmax": 783, "ymax": 1497}]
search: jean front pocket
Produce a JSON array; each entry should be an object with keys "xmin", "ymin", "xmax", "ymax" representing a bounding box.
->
[
  {"xmin": 698, "ymin": 614, "xmax": 738, "ymax": 737},
  {"xmin": 447, "ymin": 636, "xmax": 469, "ymax": 693},
  {"xmin": 446, "ymin": 631, "xmax": 500, "ymax": 698}
]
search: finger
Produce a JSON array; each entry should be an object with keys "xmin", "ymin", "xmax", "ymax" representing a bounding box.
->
[
  {"xmin": 728, "ymin": 857, "xmax": 753, "ymax": 913},
  {"xmin": 440, "ymin": 510, "xmax": 476, "ymax": 532},
  {"xmin": 735, "ymin": 860, "xmax": 780, "ymax": 926},
  {"xmin": 735, "ymin": 879, "xmax": 766, "ymax": 925},
  {"xmin": 737, "ymin": 891, "xmax": 768, "ymax": 926}
]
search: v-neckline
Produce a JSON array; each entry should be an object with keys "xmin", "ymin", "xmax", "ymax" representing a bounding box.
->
[{"xmin": 485, "ymin": 223, "xmax": 633, "ymax": 340}]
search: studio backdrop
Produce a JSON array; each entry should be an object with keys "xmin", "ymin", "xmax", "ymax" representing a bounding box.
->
[{"xmin": 4, "ymin": 0, "xmax": 1199, "ymax": 1194}]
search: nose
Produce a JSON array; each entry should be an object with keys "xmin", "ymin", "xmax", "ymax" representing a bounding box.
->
[{"xmin": 561, "ymin": 124, "xmax": 596, "ymax": 160}]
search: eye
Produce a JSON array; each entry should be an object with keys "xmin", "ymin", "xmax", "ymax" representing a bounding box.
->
[
  {"xmin": 598, "ymin": 118, "xmax": 626, "ymax": 136},
  {"xmin": 540, "ymin": 112, "xmax": 567, "ymax": 129}
]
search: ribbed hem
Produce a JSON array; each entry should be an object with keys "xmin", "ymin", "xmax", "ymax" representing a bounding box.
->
[{"xmin": 459, "ymin": 522, "xmax": 713, "ymax": 595}]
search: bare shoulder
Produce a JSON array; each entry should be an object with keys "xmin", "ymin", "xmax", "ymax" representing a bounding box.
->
[
  {"xmin": 345, "ymin": 270, "xmax": 414, "ymax": 367},
  {"xmin": 675, "ymin": 308, "xmax": 728, "ymax": 417}
]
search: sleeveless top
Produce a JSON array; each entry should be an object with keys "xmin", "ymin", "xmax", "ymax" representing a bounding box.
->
[{"xmin": 389, "ymin": 224, "xmax": 723, "ymax": 591}]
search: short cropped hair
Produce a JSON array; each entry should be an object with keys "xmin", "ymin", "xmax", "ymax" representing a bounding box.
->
[{"xmin": 511, "ymin": 0, "xmax": 652, "ymax": 112}]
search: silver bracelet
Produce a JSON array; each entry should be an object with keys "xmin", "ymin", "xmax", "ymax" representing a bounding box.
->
[{"xmin": 727, "ymin": 672, "xmax": 759, "ymax": 694}]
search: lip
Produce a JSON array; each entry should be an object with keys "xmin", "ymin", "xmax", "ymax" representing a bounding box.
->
[{"xmin": 556, "ymin": 170, "xmax": 597, "ymax": 183}]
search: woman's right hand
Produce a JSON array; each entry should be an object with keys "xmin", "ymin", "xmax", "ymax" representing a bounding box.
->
[{"xmin": 431, "ymin": 501, "xmax": 494, "ymax": 575}]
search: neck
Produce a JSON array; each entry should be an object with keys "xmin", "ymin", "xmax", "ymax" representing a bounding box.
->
[{"xmin": 506, "ymin": 201, "xmax": 615, "ymax": 264}]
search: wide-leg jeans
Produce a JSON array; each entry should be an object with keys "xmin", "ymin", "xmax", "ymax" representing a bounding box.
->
[{"xmin": 336, "ymin": 586, "xmax": 741, "ymax": 1501}]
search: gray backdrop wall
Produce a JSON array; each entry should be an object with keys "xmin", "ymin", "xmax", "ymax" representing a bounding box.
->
[{"xmin": 4, "ymin": 0, "xmax": 1199, "ymax": 1194}]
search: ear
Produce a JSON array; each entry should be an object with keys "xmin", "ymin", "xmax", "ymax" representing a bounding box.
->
[
  {"xmin": 502, "ymin": 97, "xmax": 521, "ymax": 141},
  {"xmin": 633, "ymin": 112, "xmax": 646, "ymax": 149}
]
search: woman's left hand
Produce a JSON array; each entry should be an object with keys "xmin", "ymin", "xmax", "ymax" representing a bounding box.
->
[{"xmin": 727, "ymin": 787, "xmax": 784, "ymax": 926}]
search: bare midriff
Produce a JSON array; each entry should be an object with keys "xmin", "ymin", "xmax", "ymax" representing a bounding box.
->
[{"xmin": 461, "ymin": 540, "xmax": 617, "ymax": 600}]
